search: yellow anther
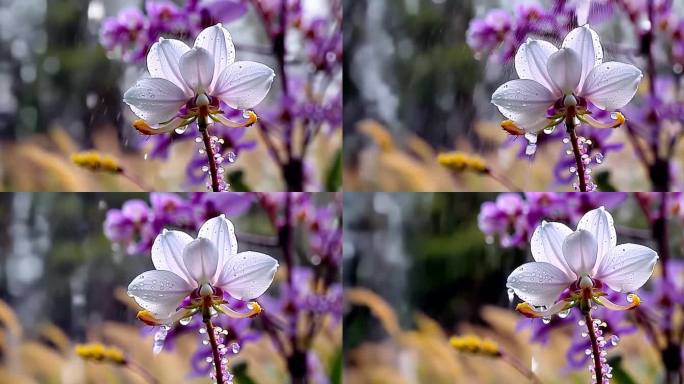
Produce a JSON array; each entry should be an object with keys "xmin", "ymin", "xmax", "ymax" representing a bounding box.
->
[
  {"xmin": 215, "ymin": 301, "xmax": 262, "ymax": 319},
  {"xmin": 75, "ymin": 343, "xmax": 126, "ymax": 365},
  {"xmin": 594, "ymin": 293, "xmax": 641, "ymax": 311},
  {"xmin": 449, "ymin": 335, "xmax": 500, "ymax": 356},
  {"xmin": 579, "ymin": 112, "xmax": 625, "ymax": 129},
  {"xmin": 501, "ymin": 120, "xmax": 526, "ymax": 136},
  {"xmin": 437, "ymin": 151, "xmax": 488, "ymax": 173},
  {"xmin": 133, "ymin": 119, "xmax": 158, "ymax": 135},
  {"xmin": 136, "ymin": 310, "xmax": 163, "ymax": 326},
  {"xmin": 71, "ymin": 151, "xmax": 122, "ymax": 173},
  {"xmin": 212, "ymin": 110, "xmax": 258, "ymax": 128}
]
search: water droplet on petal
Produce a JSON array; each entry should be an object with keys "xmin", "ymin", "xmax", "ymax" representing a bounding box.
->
[
  {"xmin": 558, "ymin": 309, "xmax": 570, "ymax": 319},
  {"xmin": 180, "ymin": 317, "xmax": 192, "ymax": 325},
  {"xmin": 507, "ymin": 288, "xmax": 515, "ymax": 304}
]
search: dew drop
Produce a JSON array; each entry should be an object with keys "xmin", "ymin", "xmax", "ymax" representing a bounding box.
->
[
  {"xmin": 558, "ymin": 309, "xmax": 570, "ymax": 319},
  {"xmin": 542, "ymin": 316, "xmax": 551, "ymax": 324},
  {"xmin": 230, "ymin": 342, "xmax": 240, "ymax": 354},
  {"xmin": 610, "ymin": 335, "xmax": 620, "ymax": 346},
  {"xmin": 175, "ymin": 126, "xmax": 187, "ymax": 134},
  {"xmin": 595, "ymin": 153, "xmax": 604, "ymax": 164},
  {"xmin": 180, "ymin": 316, "xmax": 192, "ymax": 325},
  {"xmin": 226, "ymin": 151, "xmax": 237, "ymax": 163},
  {"xmin": 507, "ymin": 288, "xmax": 515, "ymax": 304}
]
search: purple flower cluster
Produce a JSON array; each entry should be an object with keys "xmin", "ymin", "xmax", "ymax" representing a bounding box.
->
[
  {"xmin": 100, "ymin": 0, "xmax": 248, "ymax": 62},
  {"xmin": 101, "ymin": 0, "xmax": 342, "ymax": 191},
  {"xmin": 478, "ymin": 192, "xmax": 627, "ymax": 247},
  {"xmin": 104, "ymin": 193, "xmax": 341, "ymax": 381},
  {"xmin": 104, "ymin": 192, "xmax": 252, "ymax": 254}
]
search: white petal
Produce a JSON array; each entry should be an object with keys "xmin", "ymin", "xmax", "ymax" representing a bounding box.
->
[
  {"xmin": 595, "ymin": 244, "xmax": 658, "ymax": 292},
  {"xmin": 198, "ymin": 214, "xmax": 238, "ymax": 282},
  {"xmin": 577, "ymin": 207, "xmax": 616, "ymax": 275},
  {"xmin": 506, "ymin": 262, "xmax": 573, "ymax": 307},
  {"xmin": 515, "ymin": 39, "xmax": 560, "ymax": 96},
  {"xmin": 194, "ymin": 24, "xmax": 236, "ymax": 93},
  {"xmin": 563, "ymin": 229, "xmax": 598, "ymax": 276},
  {"xmin": 212, "ymin": 61, "xmax": 275, "ymax": 109},
  {"xmin": 180, "ymin": 47, "xmax": 215, "ymax": 94},
  {"xmin": 151, "ymin": 230, "xmax": 194, "ymax": 285},
  {"xmin": 127, "ymin": 270, "xmax": 192, "ymax": 318},
  {"xmin": 530, "ymin": 221, "xmax": 576, "ymax": 280},
  {"xmin": 581, "ymin": 62, "xmax": 643, "ymax": 110},
  {"xmin": 491, "ymin": 79, "xmax": 555, "ymax": 126},
  {"xmin": 123, "ymin": 78, "xmax": 187, "ymax": 124},
  {"xmin": 547, "ymin": 48, "xmax": 583, "ymax": 94},
  {"xmin": 562, "ymin": 25, "xmax": 603, "ymax": 91},
  {"xmin": 147, "ymin": 38, "xmax": 192, "ymax": 96},
  {"xmin": 216, "ymin": 251, "xmax": 278, "ymax": 300},
  {"xmin": 182, "ymin": 238, "xmax": 219, "ymax": 285}
]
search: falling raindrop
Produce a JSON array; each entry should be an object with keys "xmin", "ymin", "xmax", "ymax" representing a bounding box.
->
[{"xmin": 152, "ymin": 326, "xmax": 170, "ymax": 355}]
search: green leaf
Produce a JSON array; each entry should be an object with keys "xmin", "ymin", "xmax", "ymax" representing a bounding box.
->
[
  {"xmin": 325, "ymin": 150, "xmax": 342, "ymax": 191},
  {"xmin": 231, "ymin": 362, "xmax": 257, "ymax": 384},
  {"xmin": 330, "ymin": 348, "xmax": 343, "ymax": 384},
  {"xmin": 227, "ymin": 170, "xmax": 252, "ymax": 192},
  {"xmin": 595, "ymin": 171, "xmax": 617, "ymax": 192},
  {"xmin": 607, "ymin": 356, "xmax": 638, "ymax": 384}
]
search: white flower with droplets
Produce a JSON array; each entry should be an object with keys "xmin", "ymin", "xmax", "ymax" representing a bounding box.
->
[
  {"xmin": 506, "ymin": 207, "xmax": 658, "ymax": 318},
  {"xmin": 127, "ymin": 214, "xmax": 278, "ymax": 326},
  {"xmin": 493, "ymin": 25, "xmax": 642, "ymax": 135},
  {"xmin": 123, "ymin": 23, "xmax": 275, "ymax": 135}
]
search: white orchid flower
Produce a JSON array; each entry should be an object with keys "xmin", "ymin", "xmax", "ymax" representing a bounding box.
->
[
  {"xmin": 127, "ymin": 215, "xmax": 279, "ymax": 325},
  {"xmin": 493, "ymin": 25, "xmax": 643, "ymax": 135},
  {"xmin": 506, "ymin": 206, "xmax": 658, "ymax": 318},
  {"xmin": 123, "ymin": 23, "xmax": 275, "ymax": 135}
]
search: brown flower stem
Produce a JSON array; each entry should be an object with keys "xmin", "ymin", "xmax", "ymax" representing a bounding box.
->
[
  {"xmin": 120, "ymin": 171, "xmax": 153, "ymax": 192},
  {"xmin": 584, "ymin": 312, "xmax": 603, "ymax": 383},
  {"xmin": 485, "ymin": 169, "xmax": 522, "ymax": 192},
  {"xmin": 566, "ymin": 110, "xmax": 587, "ymax": 192},
  {"xmin": 125, "ymin": 361, "xmax": 159, "ymax": 384},
  {"xmin": 198, "ymin": 109, "xmax": 220, "ymax": 192},
  {"xmin": 499, "ymin": 351, "xmax": 542, "ymax": 384},
  {"xmin": 203, "ymin": 312, "xmax": 225, "ymax": 384}
]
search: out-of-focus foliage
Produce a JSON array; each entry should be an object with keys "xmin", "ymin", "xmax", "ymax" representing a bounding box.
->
[{"xmin": 344, "ymin": 288, "xmax": 660, "ymax": 384}]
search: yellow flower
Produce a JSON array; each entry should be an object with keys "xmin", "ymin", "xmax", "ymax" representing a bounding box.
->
[
  {"xmin": 449, "ymin": 335, "xmax": 500, "ymax": 357},
  {"xmin": 437, "ymin": 152, "xmax": 488, "ymax": 173},
  {"xmin": 71, "ymin": 151, "xmax": 122, "ymax": 174},
  {"xmin": 75, "ymin": 343, "xmax": 126, "ymax": 365}
]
